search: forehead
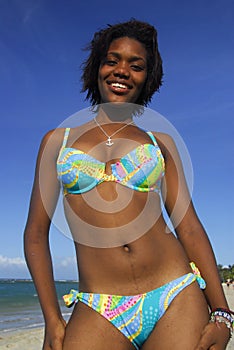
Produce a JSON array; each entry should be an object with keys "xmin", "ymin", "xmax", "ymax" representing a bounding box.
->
[{"xmin": 107, "ymin": 37, "xmax": 147, "ymax": 59}]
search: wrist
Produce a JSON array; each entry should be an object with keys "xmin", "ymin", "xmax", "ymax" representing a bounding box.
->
[
  {"xmin": 45, "ymin": 315, "xmax": 66, "ymax": 328},
  {"xmin": 209, "ymin": 308, "xmax": 234, "ymax": 339},
  {"xmin": 43, "ymin": 308, "xmax": 63, "ymax": 324}
]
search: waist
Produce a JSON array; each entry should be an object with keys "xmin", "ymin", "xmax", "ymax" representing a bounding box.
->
[{"xmin": 76, "ymin": 230, "xmax": 191, "ymax": 295}]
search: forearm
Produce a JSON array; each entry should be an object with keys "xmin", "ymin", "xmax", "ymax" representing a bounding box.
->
[
  {"xmin": 179, "ymin": 227, "xmax": 229, "ymax": 310},
  {"xmin": 24, "ymin": 228, "xmax": 63, "ymax": 323}
]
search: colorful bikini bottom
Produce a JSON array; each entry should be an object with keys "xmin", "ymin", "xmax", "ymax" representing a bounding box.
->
[{"xmin": 63, "ymin": 262, "xmax": 206, "ymax": 349}]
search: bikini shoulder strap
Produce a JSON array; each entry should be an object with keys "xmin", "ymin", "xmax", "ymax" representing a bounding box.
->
[
  {"xmin": 61, "ymin": 127, "xmax": 71, "ymax": 148},
  {"xmin": 146, "ymin": 131, "xmax": 158, "ymax": 146}
]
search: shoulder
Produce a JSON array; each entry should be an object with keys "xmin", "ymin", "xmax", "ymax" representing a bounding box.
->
[
  {"xmin": 151, "ymin": 132, "xmax": 179, "ymax": 158},
  {"xmin": 152, "ymin": 131, "xmax": 175, "ymax": 146},
  {"xmin": 41, "ymin": 128, "xmax": 66, "ymax": 145},
  {"xmin": 38, "ymin": 128, "xmax": 68, "ymax": 159}
]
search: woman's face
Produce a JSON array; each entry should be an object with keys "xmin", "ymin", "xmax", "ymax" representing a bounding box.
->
[{"xmin": 98, "ymin": 37, "xmax": 147, "ymax": 104}]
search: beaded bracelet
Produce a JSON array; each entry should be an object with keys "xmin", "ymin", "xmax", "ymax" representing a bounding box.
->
[
  {"xmin": 209, "ymin": 314, "xmax": 233, "ymax": 339},
  {"xmin": 211, "ymin": 308, "xmax": 234, "ymax": 324},
  {"xmin": 211, "ymin": 308, "xmax": 234, "ymax": 317},
  {"xmin": 209, "ymin": 308, "xmax": 234, "ymax": 339}
]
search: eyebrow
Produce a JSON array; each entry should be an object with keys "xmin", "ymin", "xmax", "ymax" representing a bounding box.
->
[{"xmin": 107, "ymin": 52, "xmax": 146, "ymax": 63}]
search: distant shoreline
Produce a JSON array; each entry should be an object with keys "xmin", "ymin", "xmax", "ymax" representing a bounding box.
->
[{"xmin": 0, "ymin": 278, "xmax": 78, "ymax": 282}]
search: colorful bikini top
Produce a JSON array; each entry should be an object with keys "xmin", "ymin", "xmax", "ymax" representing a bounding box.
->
[{"xmin": 57, "ymin": 127, "xmax": 165, "ymax": 195}]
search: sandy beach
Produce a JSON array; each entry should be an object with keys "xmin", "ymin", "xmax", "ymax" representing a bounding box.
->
[
  {"xmin": 0, "ymin": 285, "xmax": 233, "ymax": 350},
  {"xmin": 0, "ymin": 328, "xmax": 44, "ymax": 350}
]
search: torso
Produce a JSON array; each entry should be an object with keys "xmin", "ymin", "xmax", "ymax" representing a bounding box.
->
[{"xmin": 55, "ymin": 123, "xmax": 191, "ymax": 295}]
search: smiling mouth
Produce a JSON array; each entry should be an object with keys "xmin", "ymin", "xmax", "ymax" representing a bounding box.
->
[{"xmin": 107, "ymin": 81, "xmax": 132, "ymax": 90}]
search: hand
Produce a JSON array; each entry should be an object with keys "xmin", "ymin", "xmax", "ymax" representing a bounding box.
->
[
  {"xmin": 195, "ymin": 322, "xmax": 231, "ymax": 350},
  {"xmin": 43, "ymin": 318, "xmax": 66, "ymax": 350}
]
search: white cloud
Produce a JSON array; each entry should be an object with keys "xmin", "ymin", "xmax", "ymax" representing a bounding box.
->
[
  {"xmin": 53, "ymin": 256, "xmax": 78, "ymax": 280},
  {"xmin": 59, "ymin": 256, "xmax": 76, "ymax": 268},
  {"xmin": 0, "ymin": 255, "xmax": 29, "ymax": 279},
  {"xmin": 0, "ymin": 255, "xmax": 26, "ymax": 267},
  {"xmin": 0, "ymin": 255, "xmax": 77, "ymax": 280}
]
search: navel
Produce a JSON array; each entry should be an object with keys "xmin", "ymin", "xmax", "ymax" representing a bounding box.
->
[{"xmin": 123, "ymin": 244, "xmax": 130, "ymax": 252}]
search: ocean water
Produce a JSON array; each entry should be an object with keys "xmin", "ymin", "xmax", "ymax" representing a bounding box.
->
[{"xmin": 0, "ymin": 279, "xmax": 78, "ymax": 333}]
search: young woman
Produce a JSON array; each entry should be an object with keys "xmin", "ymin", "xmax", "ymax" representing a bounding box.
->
[{"xmin": 24, "ymin": 19, "xmax": 233, "ymax": 350}]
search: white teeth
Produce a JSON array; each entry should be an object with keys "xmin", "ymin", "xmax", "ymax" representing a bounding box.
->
[{"xmin": 111, "ymin": 83, "xmax": 128, "ymax": 89}]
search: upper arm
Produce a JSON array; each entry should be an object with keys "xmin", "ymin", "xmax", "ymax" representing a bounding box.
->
[
  {"xmin": 155, "ymin": 133, "xmax": 202, "ymax": 237},
  {"xmin": 25, "ymin": 128, "xmax": 64, "ymax": 234}
]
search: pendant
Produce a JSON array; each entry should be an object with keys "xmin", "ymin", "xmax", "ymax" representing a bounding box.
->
[{"xmin": 106, "ymin": 137, "xmax": 114, "ymax": 146}]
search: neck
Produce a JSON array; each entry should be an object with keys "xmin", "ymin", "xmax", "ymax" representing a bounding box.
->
[{"xmin": 95, "ymin": 103, "xmax": 136, "ymax": 124}]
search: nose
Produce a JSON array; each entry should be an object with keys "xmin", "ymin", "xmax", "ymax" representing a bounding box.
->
[{"xmin": 113, "ymin": 62, "xmax": 130, "ymax": 79}]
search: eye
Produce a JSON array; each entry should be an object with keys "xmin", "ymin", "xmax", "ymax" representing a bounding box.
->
[
  {"xmin": 131, "ymin": 65, "xmax": 145, "ymax": 72},
  {"xmin": 104, "ymin": 59, "xmax": 117, "ymax": 66}
]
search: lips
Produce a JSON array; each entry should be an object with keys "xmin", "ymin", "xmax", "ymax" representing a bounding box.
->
[{"xmin": 107, "ymin": 80, "xmax": 132, "ymax": 92}]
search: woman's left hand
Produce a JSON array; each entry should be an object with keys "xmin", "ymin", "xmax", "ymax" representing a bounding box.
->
[{"xmin": 195, "ymin": 322, "xmax": 231, "ymax": 350}]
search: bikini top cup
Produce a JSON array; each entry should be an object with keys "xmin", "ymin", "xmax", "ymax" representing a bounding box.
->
[{"xmin": 57, "ymin": 128, "xmax": 165, "ymax": 195}]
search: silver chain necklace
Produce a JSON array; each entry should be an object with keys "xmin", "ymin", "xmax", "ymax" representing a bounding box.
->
[{"xmin": 94, "ymin": 117, "xmax": 134, "ymax": 146}]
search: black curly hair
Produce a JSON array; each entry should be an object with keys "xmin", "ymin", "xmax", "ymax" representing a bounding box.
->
[{"xmin": 81, "ymin": 19, "xmax": 163, "ymax": 106}]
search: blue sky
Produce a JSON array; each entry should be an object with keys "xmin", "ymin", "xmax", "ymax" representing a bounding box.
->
[{"xmin": 0, "ymin": 0, "xmax": 233, "ymax": 279}]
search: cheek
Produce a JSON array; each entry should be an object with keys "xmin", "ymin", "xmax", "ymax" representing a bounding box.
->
[
  {"xmin": 136, "ymin": 74, "xmax": 147, "ymax": 91},
  {"xmin": 98, "ymin": 64, "xmax": 108, "ymax": 79},
  {"xmin": 98, "ymin": 66, "xmax": 108, "ymax": 87}
]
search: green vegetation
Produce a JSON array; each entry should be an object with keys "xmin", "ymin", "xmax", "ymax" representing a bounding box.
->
[{"xmin": 217, "ymin": 264, "xmax": 234, "ymax": 283}]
